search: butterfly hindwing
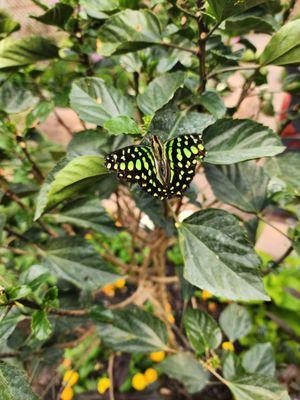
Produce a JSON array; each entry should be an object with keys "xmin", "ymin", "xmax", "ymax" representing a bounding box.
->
[
  {"xmin": 105, "ymin": 145, "xmax": 168, "ymax": 199},
  {"xmin": 165, "ymin": 134, "xmax": 206, "ymax": 196}
]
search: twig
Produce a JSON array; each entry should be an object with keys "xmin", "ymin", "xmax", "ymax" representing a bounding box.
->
[
  {"xmin": 108, "ymin": 355, "xmax": 115, "ymax": 400},
  {"xmin": 206, "ymin": 22, "xmax": 220, "ymax": 39},
  {"xmin": 196, "ymin": 0, "xmax": 207, "ymax": 93},
  {"xmin": 207, "ymin": 65, "xmax": 259, "ymax": 79},
  {"xmin": 15, "ymin": 133, "xmax": 44, "ymax": 183},
  {"xmin": 158, "ymin": 41, "xmax": 197, "ymax": 55},
  {"xmin": 282, "ymin": 0, "xmax": 296, "ymax": 23},
  {"xmin": 266, "ymin": 312, "xmax": 300, "ymax": 343},
  {"xmin": 169, "ymin": 1, "xmax": 197, "ymax": 19},
  {"xmin": 236, "ymin": 69, "xmax": 260, "ymax": 109},
  {"xmin": 258, "ymin": 215, "xmax": 291, "ymax": 241},
  {"xmin": 54, "ymin": 109, "xmax": 73, "ymax": 136}
]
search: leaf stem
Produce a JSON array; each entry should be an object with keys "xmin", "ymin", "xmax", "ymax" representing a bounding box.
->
[
  {"xmin": 258, "ymin": 215, "xmax": 291, "ymax": 241},
  {"xmin": 207, "ymin": 65, "xmax": 260, "ymax": 79},
  {"xmin": 158, "ymin": 41, "xmax": 198, "ymax": 55}
]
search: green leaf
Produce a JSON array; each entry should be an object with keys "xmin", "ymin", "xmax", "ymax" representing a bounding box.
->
[
  {"xmin": 97, "ymin": 9, "xmax": 162, "ymax": 56},
  {"xmin": 197, "ymin": 90, "xmax": 226, "ymax": 119},
  {"xmin": 183, "ymin": 308, "xmax": 222, "ymax": 354},
  {"xmin": 207, "ymin": 0, "xmax": 268, "ymax": 22},
  {"xmin": 203, "ymin": 119, "xmax": 285, "ymax": 164},
  {"xmin": 0, "ymin": 360, "xmax": 39, "ymax": 400},
  {"xmin": 31, "ymin": 310, "xmax": 53, "ymax": 341},
  {"xmin": 34, "ymin": 155, "xmax": 107, "ymax": 219},
  {"xmin": 242, "ymin": 343, "xmax": 275, "ymax": 377},
  {"xmin": 159, "ymin": 352, "xmax": 209, "ymax": 394},
  {"xmin": 222, "ymin": 352, "xmax": 241, "ymax": 380},
  {"xmin": 225, "ymin": 13, "xmax": 279, "ymax": 36},
  {"xmin": 226, "ymin": 374, "xmax": 290, "ymax": 400},
  {"xmin": 0, "ymin": 81, "xmax": 37, "ymax": 114},
  {"xmin": 31, "ymin": 3, "xmax": 73, "ymax": 28},
  {"xmin": 179, "ymin": 209, "xmax": 269, "ymax": 301},
  {"xmin": 219, "ymin": 304, "xmax": 252, "ymax": 342},
  {"xmin": 44, "ymin": 237, "xmax": 120, "ymax": 290},
  {"xmin": 80, "ymin": 0, "xmax": 120, "ymax": 19},
  {"xmin": 137, "ymin": 72, "xmax": 185, "ymax": 116},
  {"xmin": 6, "ymin": 285, "xmax": 32, "ymax": 301},
  {"xmin": 70, "ymin": 77, "xmax": 134, "ymax": 126},
  {"xmin": 265, "ymin": 152, "xmax": 300, "ymax": 196},
  {"xmin": 0, "ymin": 312, "xmax": 24, "ymax": 345},
  {"xmin": 95, "ymin": 306, "xmax": 168, "ymax": 352},
  {"xmin": 103, "ymin": 115, "xmax": 141, "ymax": 135},
  {"xmin": 26, "ymin": 101, "xmax": 54, "ymax": 127},
  {"xmin": 0, "ymin": 36, "xmax": 58, "ymax": 69},
  {"xmin": 260, "ymin": 19, "xmax": 300, "ymax": 66},
  {"xmin": 49, "ymin": 198, "xmax": 118, "ymax": 236},
  {"xmin": 205, "ymin": 161, "xmax": 269, "ymax": 213},
  {"xmin": 0, "ymin": 212, "xmax": 5, "ymax": 244},
  {"xmin": 0, "ymin": 10, "xmax": 20, "ymax": 39}
]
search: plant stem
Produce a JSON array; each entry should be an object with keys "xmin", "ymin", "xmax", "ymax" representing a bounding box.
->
[
  {"xmin": 15, "ymin": 133, "xmax": 44, "ymax": 183},
  {"xmin": 158, "ymin": 41, "xmax": 197, "ymax": 54},
  {"xmin": 207, "ymin": 65, "xmax": 259, "ymax": 79},
  {"xmin": 196, "ymin": 0, "xmax": 207, "ymax": 93},
  {"xmin": 108, "ymin": 355, "xmax": 115, "ymax": 400}
]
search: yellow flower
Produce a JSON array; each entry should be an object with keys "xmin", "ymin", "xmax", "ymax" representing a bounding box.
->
[
  {"xmin": 62, "ymin": 358, "xmax": 72, "ymax": 369},
  {"xmin": 149, "ymin": 351, "xmax": 165, "ymax": 362},
  {"xmin": 97, "ymin": 377, "xmax": 111, "ymax": 394},
  {"xmin": 84, "ymin": 233, "xmax": 93, "ymax": 240},
  {"xmin": 167, "ymin": 314, "xmax": 175, "ymax": 324},
  {"xmin": 131, "ymin": 373, "xmax": 147, "ymax": 391},
  {"xmin": 144, "ymin": 368, "xmax": 158, "ymax": 384},
  {"xmin": 63, "ymin": 370, "xmax": 79, "ymax": 386},
  {"xmin": 102, "ymin": 284, "xmax": 115, "ymax": 297},
  {"xmin": 114, "ymin": 278, "xmax": 126, "ymax": 289},
  {"xmin": 222, "ymin": 341, "xmax": 235, "ymax": 352},
  {"xmin": 201, "ymin": 290, "xmax": 213, "ymax": 301},
  {"xmin": 60, "ymin": 386, "xmax": 73, "ymax": 400}
]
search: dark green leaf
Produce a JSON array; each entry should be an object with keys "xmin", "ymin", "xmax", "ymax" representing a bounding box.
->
[
  {"xmin": 137, "ymin": 72, "xmax": 185, "ymax": 115},
  {"xmin": 97, "ymin": 10, "xmax": 162, "ymax": 56},
  {"xmin": 6, "ymin": 285, "xmax": 32, "ymax": 301},
  {"xmin": 0, "ymin": 312, "xmax": 24, "ymax": 345},
  {"xmin": 32, "ymin": 3, "xmax": 73, "ymax": 28},
  {"xmin": 80, "ymin": 0, "xmax": 120, "ymax": 19},
  {"xmin": 49, "ymin": 198, "xmax": 118, "ymax": 236},
  {"xmin": 260, "ymin": 19, "xmax": 300, "ymax": 66},
  {"xmin": 44, "ymin": 237, "xmax": 120, "ymax": 290},
  {"xmin": 207, "ymin": 0, "xmax": 268, "ymax": 22},
  {"xmin": 197, "ymin": 90, "xmax": 226, "ymax": 119},
  {"xmin": 70, "ymin": 77, "xmax": 134, "ymax": 125},
  {"xmin": 103, "ymin": 115, "xmax": 141, "ymax": 135},
  {"xmin": 203, "ymin": 119, "xmax": 285, "ymax": 164},
  {"xmin": 226, "ymin": 13, "xmax": 279, "ymax": 36},
  {"xmin": 0, "ymin": 10, "xmax": 20, "ymax": 39},
  {"xmin": 179, "ymin": 209, "xmax": 269, "ymax": 301},
  {"xmin": 0, "ymin": 82, "xmax": 37, "ymax": 114},
  {"xmin": 183, "ymin": 308, "xmax": 222, "ymax": 354},
  {"xmin": 222, "ymin": 352, "xmax": 241, "ymax": 380},
  {"xmin": 205, "ymin": 161, "xmax": 269, "ymax": 213},
  {"xmin": 219, "ymin": 304, "xmax": 252, "ymax": 341},
  {"xmin": 0, "ymin": 36, "xmax": 58, "ymax": 69},
  {"xmin": 159, "ymin": 352, "xmax": 209, "ymax": 394},
  {"xmin": 0, "ymin": 212, "xmax": 5, "ymax": 244},
  {"xmin": 31, "ymin": 310, "xmax": 53, "ymax": 341},
  {"xmin": 242, "ymin": 343, "xmax": 275, "ymax": 377},
  {"xmin": 0, "ymin": 360, "xmax": 39, "ymax": 400},
  {"xmin": 226, "ymin": 374, "xmax": 290, "ymax": 400},
  {"xmin": 95, "ymin": 307, "xmax": 168, "ymax": 352},
  {"xmin": 34, "ymin": 155, "xmax": 107, "ymax": 219},
  {"xmin": 26, "ymin": 101, "xmax": 54, "ymax": 127}
]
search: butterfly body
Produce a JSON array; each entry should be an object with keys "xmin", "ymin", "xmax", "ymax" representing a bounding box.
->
[{"xmin": 105, "ymin": 134, "xmax": 206, "ymax": 200}]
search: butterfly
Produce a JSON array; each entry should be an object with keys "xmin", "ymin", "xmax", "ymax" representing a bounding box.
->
[{"xmin": 105, "ymin": 134, "xmax": 206, "ymax": 200}]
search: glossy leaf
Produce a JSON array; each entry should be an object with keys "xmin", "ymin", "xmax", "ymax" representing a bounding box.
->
[
  {"xmin": 70, "ymin": 77, "xmax": 134, "ymax": 125},
  {"xmin": 137, "ymin": 72, "xmax": 185, "ymax": 115},
  {"xmin": 205, "ymin": 161, "xmax": 269, "ymax": 213},
  {"xmin": 242, "ymin": 343, "xmax": 275, "ymax": 377},
  {"xmin": 103, "ymin": 115, "xmax": 141, "ymax": 135},
  {"xmin": 197, "ymin": 90, "xmax": 226, "ymax": 119},
  {"xmin": 219, "ymin": 304, "xmax": 252, "ymax": 342},
  {"xmin": 226, "ymin": 13, "xmax": 279, "ymax": 36},
  {"xmin": 34, "ymin": 155, "xmax": 107, "ymax": 219},
  {"xmin": 260, "ymin": 19, "xmax": 300, "ymax": 66},
  {"xmin": 95, "ymin": 307, "xmax": 168, "ymax": 352},
  {"xmin": 49, "ymin": 198, "xmax": 118, "ymax": 236},
  {"xmin": 44, "ymin": 237, "xmax": 120, "ymax": 290},
  {"xmin": 222, "ymin": 352, "xmax": 241, "ymax": 380},
  {"xmin": 97, "ymin": 10, "xmax": 162, "ymax": 56},
  {"xmin": 179, "ymin": 209, "xmax": 269, "ymax": 301},
  {"xmin": 0, "ymin": 81, "xmax": 38, "ymax": 114},
  {"xmin": 203, "ymin": 119, "xmax": 285, "ymax": 164},
  {"xmin": 80, "ymin": 0, "xmax": 120, "ymax": 19},
  {"xmin": 183, "ymin": 308, "xmax": 222, "ymax": 354},
  {"xmin": 0, "ymin": 312, "xmax": 24, "ymax": 345},
  {"xmin": 159, "ymin": 352, "xmax": 209, "ymax": 394},
  {"xmin": 0, "ymin": 361, "xmax": 39, "ymax": 400},
  {"xmin": 31, "ymin": 310, "xmax": 53, "ymax": 341},
  {"xmin": 207, "ymin": 0, "xmax": 268, "ymax": 22},
  {"xmin": 0, "ymin": 36, "xmax": 58, "ymax": 69},
  {"xmin": 31, "ymin": 3, "xmax": 73, "ymax": 28},
  {"xmin": 226, "ymin": 374, "xmax": 290, "ymax": 400}
]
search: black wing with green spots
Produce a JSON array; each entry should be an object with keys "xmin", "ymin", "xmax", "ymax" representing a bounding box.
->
[{"xmin": 105, "ymin": 134, "xmax": 206, "ymax": 200}]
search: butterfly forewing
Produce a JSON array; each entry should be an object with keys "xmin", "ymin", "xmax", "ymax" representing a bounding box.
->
[
  {"xmin": 165, "ymin": 134, "xmax": 206, "ymax": 196},
  {"xmin": 105, "ymin": 145, "xmax": 168, "ymax": 199}
]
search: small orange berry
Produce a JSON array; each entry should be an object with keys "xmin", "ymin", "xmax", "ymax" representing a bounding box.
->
[
  {"xmin": 97, "ymin": 377, "xmax": 111, "ymax": 394},
  {"xmin": 63, "ymin": 370, "xmax": 79, "ymax": 386},
  {"xmin": 60, "ymin": 386, "xmax": 73, "ymax": 400},
  {"xmin": 114, "ymin": 278, "xmax": 126, "ymax": 289},
  {"xmin": 208, "ymin": 302, "xmax": 217, "ymax": 312},
  {"xmin": 222, "ymin": 341, "xmax": 235, "ymax": 352},
  {"xmin": 102, "ymin": 284, "xmax": 115, "ymax": 297},
  {"xmin": 132, "ymin": 373, "xmax": 147, "ymax": 391},
  {"xmin": 149, "ymin": 351, "xmax": 165, "ymax": 362},
  {"xmin": 144, "ymin": 368, "xmax": 158, "ymax": 384},
  {"xmin": 167, "ymin": 314, "xmax": 175, "ymax": 324}
]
